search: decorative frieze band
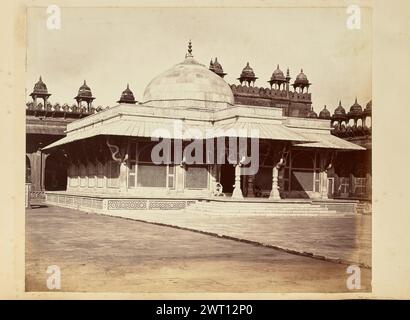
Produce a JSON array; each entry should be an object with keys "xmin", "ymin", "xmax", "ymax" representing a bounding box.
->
[{"xmin": 46, "ymin": 194, "xmax": 195, "ymax": 211}]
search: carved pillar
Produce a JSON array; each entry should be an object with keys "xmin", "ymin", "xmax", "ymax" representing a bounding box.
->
[
  {"xmin": 176, "ymin": 164, "xmax": 184, "ymax": 193},
  {"xmin": 319, "ymin": 151, "xmax": 334, "ymax": 199},
  {"xmin": 269, "ymin": 165, "xmax": 281, "ymax": 200},
  {"xmin": 320, "ymin": 167, "xmax": 329, "ymax": 199},
  {"xmin": 231, "ymin": 163, "xmax": 243, "ymax": 199},
  {"xmin": 40, "ymin": 152, "xmax": 49, "ymax": 191},
  {"xmin": 349, "ymin": 173, "xmax": 355, "ymax": 197},
  {"xmin": 209, "ymin": 164, "xmax": 218, "ymax": 196},
  {"xmin": 30, "ymin": 151, "xmax": 41, "ymax": 191},
  {"xmin": 26, "ymin": 153, "xmax": 34, "ymax": 185},
  {"xmin": 269, "ymin": 144, "xmax": 288, "ymax": 200},
  {"xmin": 119, "ymin": 139, "xmax": 130, "ymax": 193},
  {"xmin": 119, "ymin": 161, "xmax": 128, "ymax": 192}
]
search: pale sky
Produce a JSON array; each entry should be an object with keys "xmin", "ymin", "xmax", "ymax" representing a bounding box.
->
[{"xmin": 26, "ymin": 6, "xmax": 372, "ymax": 113}]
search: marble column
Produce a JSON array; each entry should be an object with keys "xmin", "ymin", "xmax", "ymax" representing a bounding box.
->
[
  {"xmin": 319, "ymin": 152, "xmax": 332, "ymax": 199},
  {"xmin": 209, "ymin": 164, "xmax": 218, "ymax": 196},
  {"xmin": 119, "ymin": 160, "xmax": 128, "ymax": 192},
  {"xmin": 320, "ymin": 168, "xmax": 329, "ymax": 199},
  {"xmin": 269, "ymin": 165, "xmax": 280, "ymax": 200},
  {"xmin": 231, "ymin": 163, "xmax": 243, "ymax": 199}
]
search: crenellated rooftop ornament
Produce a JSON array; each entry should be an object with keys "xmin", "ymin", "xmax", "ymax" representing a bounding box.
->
[
  {"xmin": 117, "ymin": 83, "xmax": 137, "ymax": 104},
  {"xmin": 238, "ymin": 62, "xmax": 258, "ymax": 86}
]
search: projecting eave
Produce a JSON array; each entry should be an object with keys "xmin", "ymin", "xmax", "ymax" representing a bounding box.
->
[{"xmin": 42, "ymin": 102, "xmax": 363, "ymax": 151}]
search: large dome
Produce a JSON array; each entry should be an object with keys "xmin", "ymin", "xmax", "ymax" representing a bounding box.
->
[{"xmin": 142, "ymin": 56, "xmax": 234, "ymax": 109}]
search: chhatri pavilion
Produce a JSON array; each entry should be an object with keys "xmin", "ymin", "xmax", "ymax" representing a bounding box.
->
[{"xmin": 42, "ymin": 42, "xmax": 366, "ymax": 214}]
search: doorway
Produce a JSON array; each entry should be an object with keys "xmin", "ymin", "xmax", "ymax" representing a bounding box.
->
[
  {"xmin": 220, "ymin": 164, "xmax": 235, "ymax": 194},
  {"xmin": 45, "ymin": 152, "xmax": 68, "ymax": 191}
]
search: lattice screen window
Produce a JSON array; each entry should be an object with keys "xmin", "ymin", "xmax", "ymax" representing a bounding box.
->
[
  {"xmin": 185, "ymin": 166, "xmax": 208, "ymax": 189},
  {"xmin": 133, "ymin": 141, "xmax": 172, "ymax": 188},
  {"xmin": 137, "ymin": 164, "xmax": 167, "ymax": 187},
  {"xmin": 354, "ymin": 177, "xmax": 366, "ymax": 196},
  {"xmin": 339, "ymin": 177, "xmax": 350, "ymax": 194}
]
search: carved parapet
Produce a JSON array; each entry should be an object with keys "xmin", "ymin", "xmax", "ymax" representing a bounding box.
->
[
  {"xmin": 53, "ymin": 103, "xmax": 61, "ymax": 112},
  {"xmin": 26, "ymin": 100, "xmax": 105, "ymax": 119},
  {"xmin": 332, "ymin": 123, "xmax": 372, "ymax": 139},
  {"xmin": 26, "ymin": 102, "xmax": 34, "ymax": 110},
  {"xmin": 288, "ymin": 91, "xmax": 311, "ymax": 101}
]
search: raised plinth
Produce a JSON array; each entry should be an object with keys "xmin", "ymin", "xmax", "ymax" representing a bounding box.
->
[{"xmin": 45, "ymin": 191, "xmax": 359, "ymax": 216}]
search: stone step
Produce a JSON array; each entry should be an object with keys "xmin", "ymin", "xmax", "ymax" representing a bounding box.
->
[
  {"xmin": 191, "ymin": 205, "xmax": 326, "ymax": 212},
  {"xmin": 185, "ymin": 206, "xmax": 339, "ymax": 214},
  {"xmin": 184, "ymin": 199, "xmax": 358, "ymax": 215},
  {"xmin": 184, "ymin": 209, "xmax": 341, "ymax": 215},
  {"xmin": 183, "ymin": 200, "xmax": 354, "ymax": 215},
  {"xmin": 193, "ymin": 202, "xmax": 324, "ymax": 209}
]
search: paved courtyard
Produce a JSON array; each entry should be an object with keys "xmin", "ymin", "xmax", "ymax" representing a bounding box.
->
[
  {"xmin": 26, "ymin": 205, "xmax": 371, "ymax": 293},
  {"xmin": 115, "ymin": 210, "xmax": 371, "ymax": 267}
]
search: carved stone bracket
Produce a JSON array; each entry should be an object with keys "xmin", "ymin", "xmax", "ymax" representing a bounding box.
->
[{"xmin": 106, "ymin": 137, "xmax": 128, "ymax": 164}]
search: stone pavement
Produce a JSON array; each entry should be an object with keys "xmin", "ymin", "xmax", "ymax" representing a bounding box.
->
[
  {"xmin": 26, "ymin": 206, "xmax": 371, "ymax": 293},
  {"xmin": 105, "ymin": 210, "xmax": 371, "ymax": 268}
]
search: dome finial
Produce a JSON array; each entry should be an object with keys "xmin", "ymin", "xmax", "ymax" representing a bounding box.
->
[{"xmin": 185, "ymin": 40, "xmax": 193, "ymax": 58}]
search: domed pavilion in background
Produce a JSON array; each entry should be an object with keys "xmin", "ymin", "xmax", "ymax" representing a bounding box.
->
[{"xmin": 26, "ymin": 41, "xmax": 371, "ymax": 214}]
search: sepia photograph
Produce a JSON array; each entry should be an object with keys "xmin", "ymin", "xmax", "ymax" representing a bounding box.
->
[{"xmin": 22, "ymin": 5, "xmax": 374, "ymax": 294}]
